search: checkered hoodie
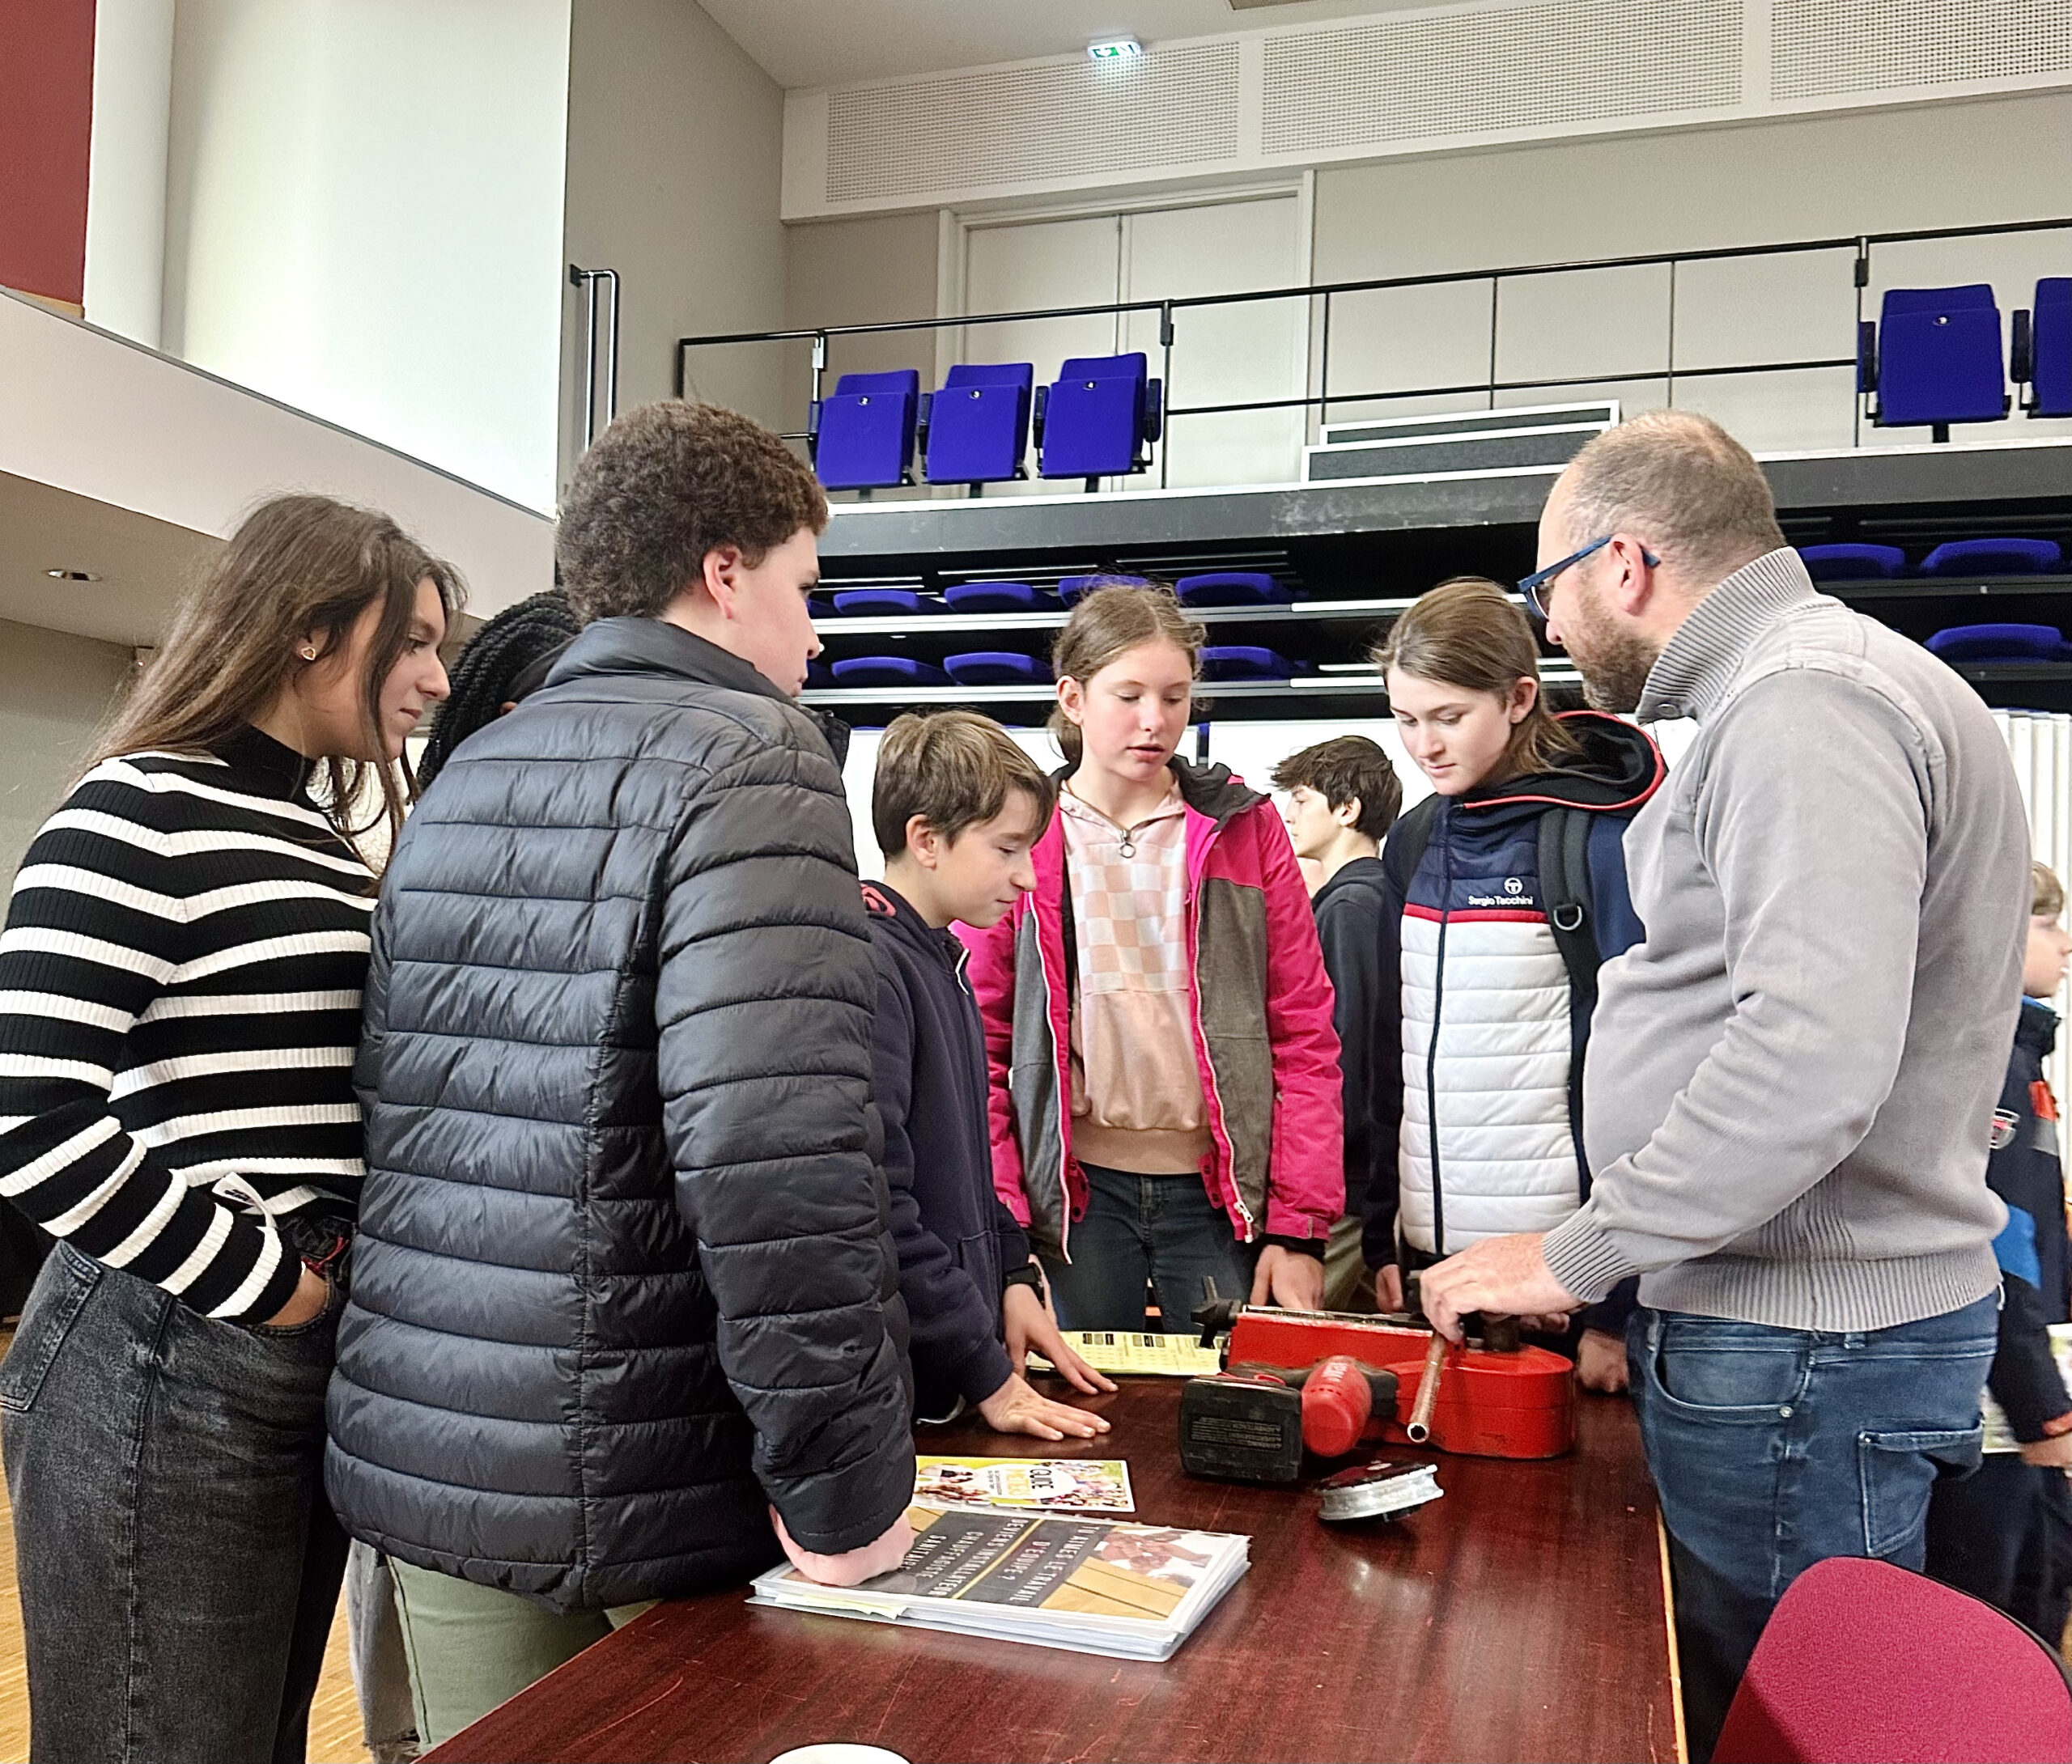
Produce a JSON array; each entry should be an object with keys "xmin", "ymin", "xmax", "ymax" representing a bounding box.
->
[{"xmin": 960, "ymin": 758, "xmax": 1343, "ymax": 1263}]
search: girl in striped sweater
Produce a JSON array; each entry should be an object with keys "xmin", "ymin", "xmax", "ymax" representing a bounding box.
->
[{"xmin": 0, "ymin": 495, "xmax": 455, "ymax": 1763}]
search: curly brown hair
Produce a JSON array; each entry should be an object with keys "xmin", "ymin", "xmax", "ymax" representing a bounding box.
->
[{"xmin": 556, "ymin": 401, "xmax": 829, "ymax": 622}]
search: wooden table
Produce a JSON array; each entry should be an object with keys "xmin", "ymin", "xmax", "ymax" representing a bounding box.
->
[{"xmin": 426, "ymin": 1380, "xmax": 1680, "ymax": 1764}]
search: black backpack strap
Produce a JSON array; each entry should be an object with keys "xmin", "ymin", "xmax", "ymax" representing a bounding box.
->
[
  {"xmin": 1539, "ymin": 806, "xmax": 1601, "ymax": 1189},
  {"xmin": 1538, "ymin": 806, "xmax": 1599, "ymax": 1012}
]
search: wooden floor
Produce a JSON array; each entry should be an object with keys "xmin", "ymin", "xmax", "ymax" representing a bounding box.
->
[{"xmin": 0, "ymin": 1326, "xmax": 372, "ymax": 1764}]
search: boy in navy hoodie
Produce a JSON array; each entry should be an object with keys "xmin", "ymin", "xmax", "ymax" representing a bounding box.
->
[
  {"xmin": 1274, "ymin": 736, "xmax": 1404, "ymax": 1312},
  {"xmin": 1926, "ymin": 859, "xmax": 2072, "ymax": 1640},
  {"xmin": 867, "ymin": 712, "xmax": 1115, "ymax": 1437}
]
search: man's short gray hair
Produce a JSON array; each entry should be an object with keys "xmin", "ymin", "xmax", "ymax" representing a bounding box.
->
[{"xmin": 1557, "ymin": 409, "xmax": 1788, "ymax": 587}]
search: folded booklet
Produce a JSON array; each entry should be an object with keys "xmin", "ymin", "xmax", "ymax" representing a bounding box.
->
[
  {"xmin": 750, "ymin": 1505, "xmax": 1250, "ymax": 1661},
  {"xmin": 915, "ymin": 1455, "xmax": 1134, "ymax": 1513}
]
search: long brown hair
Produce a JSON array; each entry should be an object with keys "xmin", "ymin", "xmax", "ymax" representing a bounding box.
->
[
  {"xmin": 1049, "ymin": 583, "xmax": 1206, "ymax": 764},
  {"xmin": 1373, "ymin": 576, "xmax": 1580, "ymax": 778},
  {"xmin": 94, "ymin": 494, "xmax": 462, "ymax": 860}
]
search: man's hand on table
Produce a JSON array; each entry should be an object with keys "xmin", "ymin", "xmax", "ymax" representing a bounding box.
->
[
  {"xmin": 771, "ymin": 1508, "xmax": 912, "ymax": 1587},
  {"xmin": 1003, "ymin": 1277, "xmax": 1117, "ymax": 1396},
  {"xmin": 979, "ymin": 1371, "xmax": 1110, "ymax": 1441},
  {"xmin": 1420, "ymin": 1232, "xmax": 1580, "ymax": 1342},
  {"xmin": 1250, "ymin": 1244, "xmax": 1324, "ymax": 1312}
]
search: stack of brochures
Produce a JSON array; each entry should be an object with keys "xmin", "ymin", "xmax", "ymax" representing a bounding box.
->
[{"xmin": 750, "ymin": 1459, "xmax": 1250, "ymax": 1661}]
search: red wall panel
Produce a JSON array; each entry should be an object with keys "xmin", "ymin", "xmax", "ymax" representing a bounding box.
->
[{"xmin": 0, "ymin": 0, "xmax": 98, "ymax": 307}]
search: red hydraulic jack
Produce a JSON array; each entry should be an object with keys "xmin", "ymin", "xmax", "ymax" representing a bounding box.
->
[{"xmin": 1178, "ymin": 1282, "xmax": 1575, "ymax": 1482}]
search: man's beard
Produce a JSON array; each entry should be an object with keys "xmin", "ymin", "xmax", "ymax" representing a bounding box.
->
[{"xmin": 1561, "ymin": 579, "xmax": 1659, "ymax": 715}]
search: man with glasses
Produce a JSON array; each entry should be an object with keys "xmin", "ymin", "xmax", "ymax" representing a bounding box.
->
[{"xmin": 1420, "ymin": 409, "xmax": 2028, "ymax": 1758}]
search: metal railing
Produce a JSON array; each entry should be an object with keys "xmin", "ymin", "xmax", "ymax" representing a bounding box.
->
[
  {"xmin": 570, "ymin": 264, "xmax": 622, "ymax": 451},
  {"xmin": 676, "ymin": 216, "xmax": 2070, "ymax": 485}
]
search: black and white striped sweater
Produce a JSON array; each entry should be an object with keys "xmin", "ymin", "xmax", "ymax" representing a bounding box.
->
[{"xmin": 0, "ymin": 727, "xmax": 373, "ymax": 1322}]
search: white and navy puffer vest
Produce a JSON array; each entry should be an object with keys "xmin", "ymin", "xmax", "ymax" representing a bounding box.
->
[{"xmin": 1390, "ymin": 714, "xmax": 1663, "ymax": 1257}]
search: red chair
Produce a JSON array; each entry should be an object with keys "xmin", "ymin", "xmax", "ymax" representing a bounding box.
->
[{"xmin": 1713, "ymin": 1556, "xmax": 2071, "ymax": 1763}]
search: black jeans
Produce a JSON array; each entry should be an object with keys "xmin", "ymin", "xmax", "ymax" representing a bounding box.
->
[
  {"xmin": 0, "ymin": 1234, "xmax": 350, "ymax": 1764},
  {"xmin": 1926, "ymin": 1451, "xmax": 2072, "ymax": 1643}
]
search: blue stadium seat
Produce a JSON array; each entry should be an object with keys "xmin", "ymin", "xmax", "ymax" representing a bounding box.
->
[
  {"xmin": 809, "ymin": 371, "xmax": 919, "ymax": 490},
  {"xmin": 943, "ymin": 581, "xmax": 1059, "ymax": 613},
  {"xmin": 1037, "ymin": 354, "xmax": 1164, "ymax": 485},
  {"xmin": 2014, "ymin": 278, "xmax": 2071, "ymax": 419},
  {"xmin": 1200, "ymin": 646, "xmax": 1297, "ymax": 681},
  {"xmin": 1798, "ymin": 544, "xmax": 1908, "ymax": 582},
  {"xmin": 1920, "ymin": 538, "xmax": 2063, "ymax": 577},
  {"xmin": 1058, "ymin": 574, "xmax": 1150, "ymax": 605},
  {"xmin": 1925, "ymin": 623, "xmax": 2072, "ymax": 663},
  {"xmin": 1860, "ymin": 286, "xmax": 2008, "ymax": 440},
  {"xmin": 828, "ymin": 588, "xmax": 936, "ymax": 617},
  {"xmin": 830, "ymin": 656, "xmax": 949, "ymax": 687},
  {"xmin": 944, "ymin": 652, "xmax": 1053, "ymax": 685},
  {"xmin": 922, "ymin": 363, "xmax": 1034, "ymax": 489},
  {"xmin": 1175, "ymin": 571, "xmax": 1294, "ymax": 607},
  {"xmin": 806, "ymin": 660, "xmax": 834, "ymax": 689}
]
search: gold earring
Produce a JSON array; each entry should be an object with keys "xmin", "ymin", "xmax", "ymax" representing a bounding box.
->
[{"xmin": 300, "ymin": 646, "xmax": 318, "ymax": 661}]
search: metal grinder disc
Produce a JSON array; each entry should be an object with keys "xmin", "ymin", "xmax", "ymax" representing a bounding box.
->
[{"xmin": 1316, "ymin": 1461, "xmax": 1444, "ymax": 1524}]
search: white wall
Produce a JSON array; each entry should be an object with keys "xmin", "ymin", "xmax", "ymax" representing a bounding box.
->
[
  {"xmin": 781, "ymin": 94, "xmax": 2070, "ymax": 464},
  {"xmin": 161, "ymin": 0, "xmax": 571, "ymax": 511},
  {"xmin": 0, "ymin": 620, "xmax": 134, "ymax": 888},
  {"xmin": 1309, "ymin": 93, "xmax": 2072, "ymax": 450},
  {"xmin": 0, "ymin": 289, "xmax": 556, "ymax": 641},
  {"xmin": 560, "ymin": 0, "xmax": 788, "ymax": 491},
  {"xmin": 84, "ymin": 0, "xmax": 177, "ymax": 350}
]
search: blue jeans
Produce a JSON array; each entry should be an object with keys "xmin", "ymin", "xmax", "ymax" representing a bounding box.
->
[
  {"xmin": 1, "ymin": 1233, "xmax": 351, "ymax": 1764},
  {"xmin": 1042, "ymin": 1163, "xmax": 1258, "ymax": 1333},
  {"xmin": 1628, "ymin": 1295, "xmax": 1997, "ymax": 1762}
]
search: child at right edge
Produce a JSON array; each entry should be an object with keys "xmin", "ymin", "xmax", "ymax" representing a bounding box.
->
[{"xmin": 1926, "ymin": 859, "xmax": 2072, "ymax": 1643}]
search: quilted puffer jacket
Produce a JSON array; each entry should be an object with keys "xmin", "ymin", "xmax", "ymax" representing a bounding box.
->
[{"xmin": 325, "ymin": 617, "xmax": 915, "ymax": 1613}]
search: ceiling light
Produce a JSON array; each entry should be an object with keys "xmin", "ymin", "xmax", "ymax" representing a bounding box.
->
[
  {"xmin": 1089, "ymin": 36, "xmax": 1143, "ymax": 60},
  {"xmin": 45, "ymin": 568, "xmax": 100, "ymax": 581}
]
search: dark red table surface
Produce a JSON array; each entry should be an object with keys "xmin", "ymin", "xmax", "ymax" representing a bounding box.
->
[{"xmin": 425, "ymin": 1378, "xmax": 1680, "ymax": 1764}]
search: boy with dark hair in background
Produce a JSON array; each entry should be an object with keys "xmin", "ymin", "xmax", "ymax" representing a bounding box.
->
[
  {"xmin": 1273, "ymin": 735, "xmax": 1404, "ymax": 1312},
  {"xmin": 1926, "ymin": 860, "xmax": 2072, "ymax": 1642},
  {"xmin": 867, "ymin": 711, "xmax": 1115, "ymax": 1434}
]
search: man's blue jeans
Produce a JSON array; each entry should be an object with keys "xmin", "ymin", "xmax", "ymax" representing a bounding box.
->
[
  {"xmin": 1042, "ymin": 1163, "xmax": 1258, "ymax": 1332},
  {"xmin": 1628, "ymin": 1295, "xmax": 1997, "ymax": 1762}
]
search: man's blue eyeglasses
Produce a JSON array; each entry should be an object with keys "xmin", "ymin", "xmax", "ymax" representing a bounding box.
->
[{"xmin": 1518, "ymin": 535, "xmax": 1658, "ymax": 621}]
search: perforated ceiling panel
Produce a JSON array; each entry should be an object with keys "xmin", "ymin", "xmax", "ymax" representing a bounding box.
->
[
  {"xmin": 1260, "ymin": 0, "xmax": 1742, "ymax": 155},
  {"xmin": 825, "ymin": 41, "xmax": 1242, "ymax": 204},
  {"xmin": 1772, "ymin": 0, "xmax": 2070, "ymax": 99}
]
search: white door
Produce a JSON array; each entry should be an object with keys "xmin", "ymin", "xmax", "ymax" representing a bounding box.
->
[
  {"xmin": 957, "ymin": 192, "xmax": 1306, "ymax": 494},
  {"xmin": 957, "ymin": 214, "xmax": 1123, "ymax": 496},
  {"xmin": 1121, "ymin": 194, "xmax": 1306, "ymax": 490}
]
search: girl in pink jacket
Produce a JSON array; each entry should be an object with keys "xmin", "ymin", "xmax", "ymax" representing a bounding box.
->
[{"xmin": 961, "ymin": 584, "xmax": 1344, "ymax": 1330}]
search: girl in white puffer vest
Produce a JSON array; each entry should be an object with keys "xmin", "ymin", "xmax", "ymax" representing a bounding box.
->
[{"xmin": 1363, "ymin": 579, "xmax": 1662, "ymax": 1387}]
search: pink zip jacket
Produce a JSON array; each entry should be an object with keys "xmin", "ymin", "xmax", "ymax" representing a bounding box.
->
[{"xmin": 959, "ymin": 757, "xmax": 1344, "ymax": 1262}]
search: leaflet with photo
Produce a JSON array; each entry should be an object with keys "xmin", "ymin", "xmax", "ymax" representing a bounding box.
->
[
  {"xmin": 750, "ymin": 1506, "xmax": 1249, "ymax": 1661},
  {"xmin": 915, "ymin": 1456, "xmax": 1134, "ymax": 1514}
]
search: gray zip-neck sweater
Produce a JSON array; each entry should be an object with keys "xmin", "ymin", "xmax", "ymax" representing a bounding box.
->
[{"xmin": 1541, "ymin": 548, "xmax": 2027, "ymax": 1332}]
